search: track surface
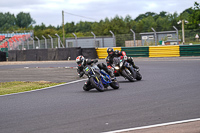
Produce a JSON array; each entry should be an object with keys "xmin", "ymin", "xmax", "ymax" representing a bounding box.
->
[{"xmin": 0, "ymin": 57, "xmax": 200, "ymax": 133}]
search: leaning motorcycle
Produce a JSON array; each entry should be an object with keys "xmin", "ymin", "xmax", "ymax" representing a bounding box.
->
[
  {"xmin": 112, "ymin": 57, "xmax": 142, "ymax": 82},
  {"xmin": 83, "ymin": 63, "xmax": 119, "ymax": 92}
]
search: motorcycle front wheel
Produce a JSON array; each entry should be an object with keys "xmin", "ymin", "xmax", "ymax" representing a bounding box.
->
[
  {"xmin": 122, "ymin": 69, "xmax": 135, "ymax": 82},
  {"xmin": 110, "ymin": 81, "xmax": 119, "ymax": 89},
  {"xmin": 136, "ymin": 71, "xmax": 142, "ymax": 80},
  {"xmin": 89, "ymin": 77, "xmax": 104, "ymax": 92}
]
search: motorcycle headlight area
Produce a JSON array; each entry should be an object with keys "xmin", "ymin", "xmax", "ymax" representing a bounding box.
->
[
  {"xmin": 120, "ymin": 62, "xmax": 123, "ymax": 68},
  {"xmin": 115, "ymin": 66, "xmax": 120, "ymax": 70}
]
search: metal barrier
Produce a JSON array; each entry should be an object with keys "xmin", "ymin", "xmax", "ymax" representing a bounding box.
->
[
  {"xmin": 96, "ymin": 47, "xmax": 121, "ymax": 59},
  {"xmin": 149, "ymin": 45, "xmax": 180, "ymax": 57},
  {"xmin": 180, "ymin": 45, "xmax": 200, "ymax": 56},
  {"xmin": 122, "ymin": 47, "xmax": 149, "ymax": 57}
]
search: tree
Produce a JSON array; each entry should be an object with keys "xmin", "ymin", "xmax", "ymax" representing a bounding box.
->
[
  {"xmin": 16, "ymin": 12, "xmax": 35, "ymax": 28},
  {"xmin": 134, "ymin": 12, "xmax": 157, "ymax": 21},
  {"xmin": 142, "ymin": 16, "xmax": 157, "ymax": 32},
  {"xmin": 188, "ymin": 2, "xmax": 200, "ymax": 29},
  {"xmin": 0, "ymin": 12, "xmax": 15, "ymax": 31}
]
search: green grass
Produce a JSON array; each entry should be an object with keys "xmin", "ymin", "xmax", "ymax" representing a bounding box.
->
[{"xmin": 0, "ymin": 81, "xmax": 64, "ymax": 95}]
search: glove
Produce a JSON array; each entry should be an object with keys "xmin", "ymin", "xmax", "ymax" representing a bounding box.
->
[
  {"xmin": 94, "ymin": 59, "xmax": 98, "ymax": 63},
  {"xmin": 78, "ymin": 71, "xmax": 84, "ymax": 77}
]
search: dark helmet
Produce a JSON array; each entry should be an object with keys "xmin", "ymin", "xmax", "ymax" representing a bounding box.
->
[
  {"xmin": 107, "ymin": 47, "xmax": 114, "ymax": 55},
  {"xmin": 115, "ymin": 50, "xmax": 120, "ymax": 55}
]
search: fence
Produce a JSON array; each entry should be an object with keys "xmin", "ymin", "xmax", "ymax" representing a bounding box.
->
[
  {"xmin": 0, "ymin": 29, "xmax": 199, "ymax": 51},
  {"xmin": 116, "ymin": 29, "xmax": 200, "ymax": 47},
  {"xmin": 6, "ymin": 38, "xmax": 61, "ymax": 50},
  {"xmin": 66, "ymin": 36, "xmax": 115, "ymax": 48}
]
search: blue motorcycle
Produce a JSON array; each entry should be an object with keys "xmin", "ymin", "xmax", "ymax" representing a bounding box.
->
[{"xmin": 83, "ymin": 63, "xmax": 119, "ymax": 92}]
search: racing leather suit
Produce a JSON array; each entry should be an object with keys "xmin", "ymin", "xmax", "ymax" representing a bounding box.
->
[
  {"xmin": 77, "ymin": 59, "xmax": 114, "ymax": 90},
  {"xmin": 106, "ymin": 50, "xmax": 139, "ymax": 69}
]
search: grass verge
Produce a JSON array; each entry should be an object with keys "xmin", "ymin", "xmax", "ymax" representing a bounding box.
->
[{"xmin": 0, "ymin": 81, "xmax": 64, "ymax": 96}]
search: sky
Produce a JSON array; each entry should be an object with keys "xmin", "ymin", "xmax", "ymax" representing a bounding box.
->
[{"xmin": 0, "ymin": 0, "xmax": 198, "ymax": 26}]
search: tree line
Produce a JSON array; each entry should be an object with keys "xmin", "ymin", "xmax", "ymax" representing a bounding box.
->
[{"xmin": 0, "ymin": 2, "xmax": 199, "ymax": 40}]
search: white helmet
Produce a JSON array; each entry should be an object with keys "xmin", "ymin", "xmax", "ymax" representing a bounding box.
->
[{"xmin": 76, "ymin": 55, "xmax": 85, "ymax": 66}]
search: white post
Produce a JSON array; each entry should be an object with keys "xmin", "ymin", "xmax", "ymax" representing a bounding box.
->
[
  {"xmin": 173, "ymin": 26, "xmax": 179, "ymax": 45},
  {"xmin": 72, "ymin": 33, "xmax": 78, "ymax": 47},
  {"xmin": 91, "ymin": 31, "xmax": 96, "ymax": 47},
  {"xmin": 48, "ymin": 35, "xmax": 54, "ymax": 48},
  {"xmin": 42, "ymin": 35, "xmax": 47, "ymax": 49},
  {"xmin": 30, "ymin": 37, "xmax": 35, "ymax": 49},
  {"xmin": 35, "ymin": 36, "xmax": 40, "ymax": 49},
  {"xmin": 55, "ymin": 33, "xmax": 61, "ymax": 48},
  {"xmin": 182, "ymin": 20, "xmax": 185, "ymax": 44},
  {"xmin": 109, "ymin": 30, "xmax": 116, "ymax": 47},
  {"xmin": 130, "ymin": 29, "xmax": 136, "ymax": 47},
  {"xmin": 151, "ymin": 27, "xmax": 157, "ymax": 46}
]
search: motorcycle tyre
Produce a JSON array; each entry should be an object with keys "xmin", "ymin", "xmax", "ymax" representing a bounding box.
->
[
  {"xmin": 110, "ymin": 81, "xmax": 119, "ymax": 89},
  {"xmin": 122, "ymin": 69, "xmax": 135, "ymax": 82},
  {"xmin": 89, "ymin": 77, "xmax": 104, "ymax": 92},
  {"xmin": 136, "ymin": 71, "xmax": 142, "ymax": 80},
  {"xmin": 83, "ymin": 86, "xmax": 91, "ymax": 91}
]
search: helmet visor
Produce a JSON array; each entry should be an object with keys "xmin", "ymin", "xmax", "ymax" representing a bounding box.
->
[{"xmin": 77, "ymin": 61, "xmax": 82, "ymax": 66}]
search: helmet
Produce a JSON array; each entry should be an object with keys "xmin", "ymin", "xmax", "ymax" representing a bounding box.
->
[
  {"xmin": 76, "ymin": 55, "xmax": 85, "ymax": 66},
  {"xmin": 107, "ymin": 47, "xmax": 114, "ymax": 55},
  {"xmin": 115, "ymin": 50, "xmax": 120, "ymax": 55}
]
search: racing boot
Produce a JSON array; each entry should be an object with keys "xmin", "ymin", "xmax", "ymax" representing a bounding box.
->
[
  {"xmin": 132, "ymin": 64, "xmax": 139, "ymax": 69},
  {"xmin": 127, "ymin": 57, "xmax": 139, "ymax": 69},
  {"xmin": 83, "ymin": 80, "xmax": 93, "ymax": 91},
  {"xmin": 130, "ymin": 60, "xmax": 139, "ymax": 69}
]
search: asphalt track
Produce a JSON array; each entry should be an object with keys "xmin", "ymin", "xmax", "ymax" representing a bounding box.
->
[{"xmin": 0, "ymin": 57, "xmax": 200, "ymax": 133}]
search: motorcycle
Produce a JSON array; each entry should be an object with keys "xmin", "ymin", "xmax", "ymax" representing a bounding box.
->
[
  {"xmin": 112, "ymin": 57, "xmax": 142, "ymax": 82},
  {"xmin": 83, "ymin": 62, "xmax": 119, "ymax": 92}
]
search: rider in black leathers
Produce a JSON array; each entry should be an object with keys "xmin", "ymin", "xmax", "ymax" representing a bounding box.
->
[
  {"xmin": 106, "ymin": 48, "xmax": 139, "ymax": 70},
  {"xmin": 76, "ymin": 55, "xmax": 115, "ymax": 90}
]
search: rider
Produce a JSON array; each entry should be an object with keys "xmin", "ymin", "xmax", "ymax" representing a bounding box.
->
[
  {"xmin": 76, "ymin": 55, "xmax": 115, "ymax": 90},
  {"xmin": 106, "ymin": 47, "xmax": 139, "ymax": 69}
]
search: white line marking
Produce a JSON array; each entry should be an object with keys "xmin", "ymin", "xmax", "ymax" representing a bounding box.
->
[
  {"xmin": 102, "ymin": 118, "xmax": 200, "ymax": 133},
  {"xmin": 0, "ymin": 78, "xmax": 87, "ymax": 97}
]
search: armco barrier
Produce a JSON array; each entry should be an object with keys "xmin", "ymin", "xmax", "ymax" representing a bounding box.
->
[
  {"xmin": 121, "ymin": 47, "xmax": 149, "ymax": 57},
  {"xmin": 149, "ymin": 45, "xmax": 180, "ymax": 57},
  {"xmin": 96, "ymin": 47, "xmax": 121, "ymax": 59},
  {"xmin": 180, "ymin": 45, "xmax": 200, "ymax": 56}
]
